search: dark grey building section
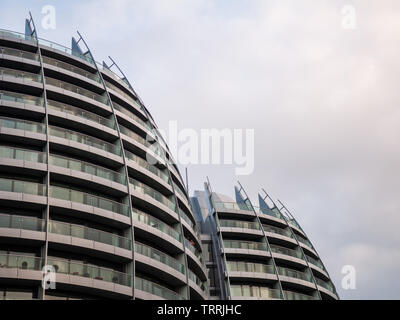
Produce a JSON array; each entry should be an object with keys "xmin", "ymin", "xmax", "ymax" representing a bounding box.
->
[
  {"xmin": 0, "ymin": 16, "xmax": 206, "ymax": 300},
  {"xmin": 191, "ymin": 181, "xmax": 339, "ymax": 300}
]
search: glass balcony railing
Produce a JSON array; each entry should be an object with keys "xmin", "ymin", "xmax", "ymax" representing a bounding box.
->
[
  {"xmin": 283, "ymin": 290, "xmax": 317, "ymax": 300},
  {"xmin": 230, "ymin": 284, "xmax": 281, "ymax": 299},
  {"xmin": 49, "ymin": 125, "xmax": 121, "ymax": 156},
  {"xmin": 297, "ymin": 235, "xmax": 313, "ymax": 248},
  {"xmin": 270, "ymin": 245, "xmax": 304, "ymax": 260},
  {"xmin": 135, "ymin": 276, "xmax": 183, "ymax": 300},
  {"xmin": 315, "ymin": 277, "xmax": 336, "ymax": 294},
  {"xmin": 124, "ymin": 149, "xmax": 169, "ymax": 183},
  {"xmin": 184, "ymin": 238, "xmax": 203, "ymax": 263},
  {"xmin": 0, "ymin": 178, "xmax": 46, "ymax": 196},
  {"xmin": 0, "ymin": 213, "xmax": 45, "ymax": 232},
  {"xmin": 214, "ymin": 201, "xmax": 252, "ymax": 212},
  {"xmin": 0, "ymin": 29, "xmax": 35, "ymax": 42},
  {"xmin": 188, "ymin": 269, "xmax": 207, "ymax": 292},
  {"xmin": 42, "ymin": 56, "xmax": 100, "ymax": 83},
  {"xmin": 48, "ymin": 220, "xmax": 131, "ymax": 250},
  {"xmin": 38, "ymin": 38, "xmax": 95, "ymax": 65},
  {"xmin": 0, "ymin": 67, "xmax": 42, "ymax": 82},
  {"xmin": 135, "ymin": 242, "xmax": 184, "ymax": 274},
  {"xmin": 219, "ymin": 219, "xmax": 261, "ymax": 230},
  {"xmin": 0, "ymin": 90, "xmax": 44, "ymax": 107},
  {"xmin": 47, "ymin": 257, "xmax": 132, "ymax": 287},
  {"xmin": 0, "ymin": 116, "xmax": 45, "ymax": 134},
  {"xmin": 129, "ymin": 178, "xmax": 177, "ymax": 212},
  {"xmin": 0, "ymin": 145, "xmax": 46, "ymax": 163},
  {"xmin": 223, "ymin": 240, "xmax": 269, "ymax": 252},
  {"xmin": 119, "ymin": 125, "xmax": 162, "ymax": 157},
  {"xmin": 113, "ymin": 102, "xmax": 150, "ymax": 130},
  {"xmin": 226, "ymin": 261, "xmax": 275, "ymax": 274},
  {"xmin": 306, "ymin": 255, "xmax": 326, "ymax": 271},
  {"xmin": 179, "ymin": 208, "xmax": 199, "ymax": 236},
  {"xmin": 105, "ymin": 80, "xmax": 139, "ymax": 107},
  {"xmin": 277, "ymin": 266, "xmax": 312, "ymax": 282},
  {"xmin": 132, "ymin": 209, "xmax": 181, "ymax": 242},
  {"xmin": 45, "ymin": 77, "xmax": 108, "ymax": 105},
  {"xmin": 0, "ymin": 253, "xmax": 43, "ymax": 271},
  {"xmin": 47, "ymin": 99, "xmax": 115, "ymax": 129},
  {"xmin": 50, "ymin": 185, "xmax": 129, "ymax": 217},
  {"xmin": 263, "ymin": 224, "xmax": 294, "ymax": 238},
  {"xmin": 49, "ymin": 154, "xmax": 126, "ymax": 185},
  {"xmin": 253, "ymin": 206, "xmax": 283, "ymax": 219},
  {"xmin": 0, "ymin": 46, "xmax": 38, "ymax": 61},
  {"xmin": 288, "ymin": 218, "xmax": 302, "ymax": 230},
  {"xmin": 173, "ymin": 181, "xmax": 189, "ymax": 202}
]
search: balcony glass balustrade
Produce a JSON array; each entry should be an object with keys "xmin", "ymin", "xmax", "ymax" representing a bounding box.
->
[
  {"xmin": 134, "ymin": 242, "xmax": 184, "ymax": 274},
  {"xmin": 0, "ymin": 145, "xmax": 46, "ymax": 163},
  {"xmin": 263, "ymin": 224, "xmax": 294, "ymax": 238},
  {"xmin": 0, "ymin": 213, "xmax": 45, "ymax": 232},
  {"xmin": 47, "ymin": 99, "xmax": 115, "ymax": 129},
  {"xmin": 49, "ymin": 154, "xmax": 126, "ymax": 185},
  {"xmin": 214, "ymin": 201, "xmax": 252, "ymax": 212},
  {"xmin": 48, "ymin": 220, "xmax": 131, "ymax": 250},
  {"xmin": 277, "ymin": 266, "xmax": 312, "ymax": 282},
  {"xmin": 0, "ymin": 253, "xmax": 43, "ymax": 270},
  {"xmin": 270, "ymin": 245, "xmax": 304, "ymax": 260},
  {"xmin": 184, "ymin": 238, "xmax": 203, "ymax": 263},
  {"xmin": 283, "ymin": 290, "xmax": 317, "ymax": 300},
  {"xmin": 119, "ymin": 125, "xmax": 162, "ymax": 157},
  {"xmin": 0, "ymin": 29, "xmax": 35, "ymax": 42},
  {"xmin": 0, "ymin": 116, "xmax": 45, "ymax": 133},
  {"xmin": 45, "ymin": 76, "xmax": 108, "ymax": 105},
  {"xmin": 49, "ymin": 125, "xmax": 121, "ymax": 156},
  {"xmin": 306, "ymin": 255, "xmax": 326, "ymax": 271},
  {"xmin": 135, "ymin": 276, "xmax": 183, "ymax": 300},
  {"xmin": 253, "ymin": 206, "xmax": 283, "ymax": 219},
  {"xmin": 129, "ymin": 178, "xmax": 176, "ymax": 212},
  {"xmin": 0, "ymin": 90, "xmax": 43, "ymax": 107},
  {"xmin": 230, "ymin": 284, "xmax": 281, "ymax": 299},
  {"xmin": 297, "ymin": 235, "xmax": 313, "ymax": 248},
  {"xmin": 188, "ymin": 269, "xmax": 207, "ymax": 292},
  {"xmin": 50, "ymin": 185, "xmax": 129, "ymax": 216},
  {"xmin": 226, "ymin": 261, "xmax": 275, "ymax": 274},
  {"xmin": 47, "ymin": 257, "xmax": 132, "ymax": 287},
  {"xmin": 223, "ymin": 240, "xmax": 269, "ymax": 252},
  {"xmin": 0, "ymin": 67, "xmax": 42, "ymax": 82},
  {"xmin": 0, "ymin": 46, "xmax": 38, "ymax": 61},
  {"xmin": 132, "ymin": 209, "xmax": 181, "ymax": 242},
  {"xmin": 113, "ymin": 102, "xmax": 150, "ymax": 130},
  {"xmin": 315, "ymin": 277, "xmax": 336, "ymax": 294},
  {"xmin": 0, "ymin": 178, "xmax": 46, "ymax": 196},
  {"xmin": 219, "ymin": 219, "xmax": 261, "ymax": 230}
]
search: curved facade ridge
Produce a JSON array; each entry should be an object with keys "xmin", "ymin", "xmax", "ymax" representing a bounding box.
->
[
  {"xmin": 0, "ymin": 19, "xmax": 206, "ymax": 300},
  {"xmin": 190, "ymin": 182, "xmax": 339, "ymax": 300}
]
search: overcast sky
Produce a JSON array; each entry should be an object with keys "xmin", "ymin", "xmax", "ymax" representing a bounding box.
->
[{"xmin": 1, "ymin": 0, "xmax": 399, "ymax": 299}]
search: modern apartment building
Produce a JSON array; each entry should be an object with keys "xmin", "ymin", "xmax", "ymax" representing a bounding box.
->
[
  {"xmin": 0, "ymin": 16, "xmax": 337, "ymax": 300},
  {"xmin": 0, "ymin": 17, "xmax": 206, "ymax": 300},
  {"xmin": 191, "ymin": 182, "xmax": 339, "ymax": 300}
]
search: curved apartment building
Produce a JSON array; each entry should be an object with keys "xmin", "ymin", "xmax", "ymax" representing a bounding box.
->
[
  {"xmin": 191, "ymin": 182, "xmax": 339, "ymax": 300},
  {"xmin": 0, "ymin": 19, "xmax": 207, "ymax": 300}
]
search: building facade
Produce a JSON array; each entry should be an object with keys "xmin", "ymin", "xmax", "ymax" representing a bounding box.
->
[
  {"xmin": 191, "ymin": 182, "xmax": 339, "ymax": 300},
  {"xmin": 0, "ymin": 18, "xmax": 206, "ymax": 300}
]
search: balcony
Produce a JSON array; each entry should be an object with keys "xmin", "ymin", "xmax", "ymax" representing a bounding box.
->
[
  {"xmin": 188, "ymin": 269, "xmax": 207, "ymax": 292},
  {"xmin": 125, "ymin": 149, "xmax": 169, "ymax": 183},
  {"xmin": 0, "ymin": 253, "xmax": 43, "ymax": 271},
  {"xmin": 0, "ymin": 116, "xmax": 45, "ymax": 134},
  {"xmin": 0, "ymin": 90, "xmax": 43, "ymax": 108},
  {"xmin": 49, "ymin": 154, "xmax": 126, "ymax": 186},
  {"xmin": 230, "ymin": 284, "xmax": 281, "ymax": 300},
  {"xmin": 184, "ymin": 238, "xmax": 203, "ymax": 263},
  {"xmin": 47, "ymin": 256, "xmax": 132, "ymax": 287},
  {"xmin": 254, "ymin": 206, "xmax": 283, "ymax": 220},
  {"xmin": 223, "ymin": 240, "xmax": 269, "ymax": 252},
  {"xmin": 270, "ymin": 245, "xmax": 304, "ymax": 260},
  {"xmin": 315, "ymin": 277, "xmax": 336, "ymax": 294},
  {"xmin": 226, "ymin": 261, "xmax": 275, "ymax": 274},
  {"xmin": 0, "ymin": 29, "xmax": 36, "ymax": 43},
  {"xmin": 105, "ymin": 80, "xmax": 139, "ymax": 108},
  {"xmin": 219, "ymin": 219, "xmax": 261, "ymax": 230},
  {"xmin": 306, "ymin": 255, "xmax": 326, "ymax": 271},
  {"xmin": 129, "ymin": 178, "xmax": 176, "ymax": 213},
  {"xmin": 132, "ymin": 209, "xmax": 181, "ymax": 242},
  {"xmin": 0, "ymin": 178, "xmax": 46, "ymax": 196},
  {"xmin": 119, "ymin": 125, "xmax": 162, "ymax": 158},
  {"xmin": 49, "ymin": 125, "xmax": 121, "ymax": 156},
  {"xmin": 283, "ymin": 290, "xmax": 317, "ymax": 300},
  {"xmin": 179, "ymin": 208, "xmax": 199, "ymax": 236},
  {"xmin": 0, "ymin": 67, "xmax": 42, "ymax": 83},
  {"xmin": 0, "ymin": 213, "xmax": 45, "ymax": 232},
  {"xmin": 135, "ymin": 276, "xmax": 183, "ymax": 300},
  {"xmin": 113, "ymin": 101, "xmax": 150, "ymax": 130},
  {"xmin": 45, "ymin": 76, "xmax": 108, "ymax": 106},
  {"xmin": 0, "ymin": 145, "xmax": 46, "ymax": 163},
  {"xmin": 263, "ymin": 224, "xmax": 294, "ymax": 238},
  {"xmin": 48, "ymin": 220, "xmax": 131, "ymax": 250},
  {"xmin": 47, "ymin": 99, "xmax": 115, "ymax": 129},
  {"xmin": 277, "ymin": 266, "xmax": 313, "ymax": 282},
  {"xmin": 50, "ymin": 185, "xmax": 129, "ymax": 217},
  {"xmin": 42, "ymin": 55, "xmax": 100, "ymax": 83},
  {"xmin": 214, "ymin": 201, "xmax": 252, "ymax": 212},
  {"xmin": 135, "ymin": 242, "xmax": 185, "ymax": 274}
]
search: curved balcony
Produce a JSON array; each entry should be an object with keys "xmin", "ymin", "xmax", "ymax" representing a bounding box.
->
[
  {"xmin": 270, "ymin": 245, "xmax": 306, "ymax": 266},
  {"xmin": 296, "ymin": 234, "xmax": 318, "ymax": 257},
  {"xmin": 132, "ymin": 210, "xmax": 183, "ymax": 253},
  {"xmin": 188, "ymin": 269, "xmax": 207, "ymax": 299},
  {"xmin": 305, "ymin": 255, "xmax": 330, "ymax": 279},
  {"xmin": 0, "ymin": 145, "xmax": 47, "ymax": 175},
  {"xmin": 219, "ymin": 219, "xmax": 263, "ymax": 238},
  {"xmin": 287, "ymin": 218, "xmax": 306, "ymax": 237},
  {"xmin": 173, "ymin": 181, "xmax": 192, "ymax": 214},
  {"xmin": 49, "ymin": 185, "xmax": 130, "ymax": 226},
  {"xmin": 113, "ymin": 101, "xmax": 151, "ymax": 134},
  {"xmin": 47, "ymin": 256, "xmax": 132, "ymax": 297},
  {"xmin": 0, "ymin": 253, "xmax": 43, "ymax": 283},
  {"xmin": 223, "ymin": 240, "xmax": 270, "ymax": 259},
  {"xmin": 0, "ymin": 90, "xmax": 44, "ymax": 117},
  {"xmin": 49, "ymin": 154, "xmax": 127, "ymax": 195},
  {"xmin": 277, "ymin": 266, "xmax": 316, "ymax": 290},
  {"xmin": 0, "ymin": 46, "xmax": 39, "ymax": 62},
  {"xmin": 184, "ymin": 238, "xmax": 207, "ymax": 279},
  {"xmin": 0, "ymin": 67, "xmax": 42, "ymax": 83},
  {"xmin": 0, "ymin": 178, "xmax": 46, "ymax": 207},
  {"xmin": 315, "ymin": 277, "xmax": 338, "ymax": 299},
  {"xmin": 135, "ymin": 276, "xmax": 184, "ymax": 300},
  {"xmin": 0, "ymin": 116, "xmax": 46, "ymax": 146},
  {"xmin": 283, "ymin": 290, "xmax": 317, "ymax": 300},
  {"xmin": 48, "ymin": 220, "xmax": 132, "ymax": 260},
  {"xmin": 213, "ymin": 201, "xmax": 254, "ymax": 219},
  {"xmin": 0, "ymin": 213, "xmax": 45, "ymax": 243},
  {"xmin": 254, "ymin": 206, "xmax": 287, "ymax": 227},
  {"xmin": 230, "ymin": 284, "xmax": 281, "ymax": 300},
  {"xmin": 263, "ymin": 224, "xmax": 297, "ymax": 246},
  {"xmin": 226, "ymin": 261, "xmax": 277, "ymax": 282}
]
